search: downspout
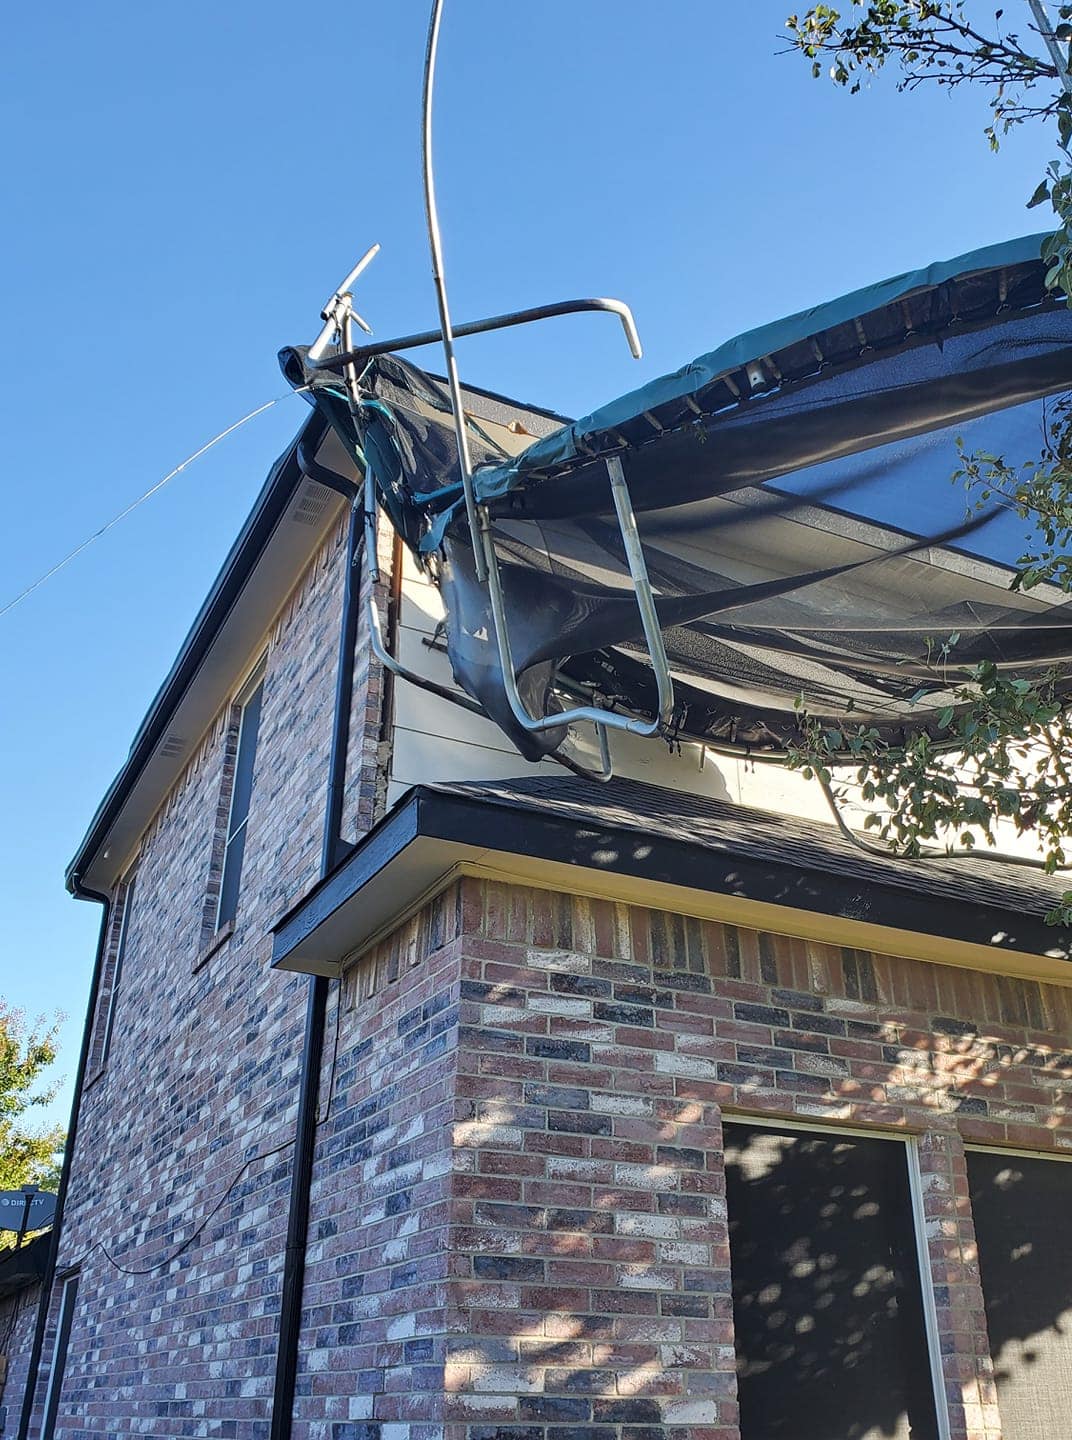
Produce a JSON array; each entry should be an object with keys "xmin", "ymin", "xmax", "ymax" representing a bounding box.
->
[
  {"xmin": 269, "ymin": 480, "xmax": 364, "ymax": 1440},
  {"xmin": 17, "ymin": 881, "xmax": 111, "ymax": 1440}
]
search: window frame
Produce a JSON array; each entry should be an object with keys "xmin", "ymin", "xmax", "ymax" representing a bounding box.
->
[
  {"xmin": 213, "ymin": 659, "xmax": 266, "ymax": 934},
  {"xmin": 98, "ymin": 871, "xmax": 136, "ymax": 1068},
  {"xmin": 86, "ymin": 869, "xmax": 137, "ymax": 1083},
  {"xmin": 40, "ymin": 1269, "xmax": 79, "ymax": 1440},
  {"xmin": 722, "ymin": 1112, "xmax": 952, "ymax": 1440},
  {"xmin": 964, "ymin": 1140, "xmax": 1072, "ymax": 1440}
]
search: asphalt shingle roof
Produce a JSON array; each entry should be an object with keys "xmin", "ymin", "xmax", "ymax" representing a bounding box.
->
[{"xmin": 429, "ymin": 774, "xmax": 1068, "ymax": 923}]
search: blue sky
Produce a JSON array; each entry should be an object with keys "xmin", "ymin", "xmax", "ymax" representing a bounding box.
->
[{"xmin": 0, "ymin": 2, "xmax": 1057, "ymax": 1127}]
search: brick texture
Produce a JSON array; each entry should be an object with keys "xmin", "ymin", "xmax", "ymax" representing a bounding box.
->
[
  {"xmin": 16, "ymin": 506, "xmax": 1072, "ymax": 1440},
  {"xmin": 0, "ymin": 1282, "xmax": 40, "ymax": 1435},
  {"xmin": 25, "ymin": 517, "xmax": 388, "ymax": 1440},
  {"xmin": 292, "ymin": 891, "xmax": 463, "ymax": 1440},
  {"xmin": 307, "ymin": 878, "xmax": 1067, "ymax": 1440}
]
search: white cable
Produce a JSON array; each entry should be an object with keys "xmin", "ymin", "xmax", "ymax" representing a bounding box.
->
[{"xmin": 0, "ymin": 389, "xmax": 308, "ymax": 620}]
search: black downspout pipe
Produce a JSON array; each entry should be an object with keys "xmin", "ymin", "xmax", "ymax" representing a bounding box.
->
[
  {"xmin": 17, "ymin": 883, "xmax": 111, "ymax": 1440},
  {"xmin": 269, "ymin": 487, "xmax": 363, "ymax": 1440}
]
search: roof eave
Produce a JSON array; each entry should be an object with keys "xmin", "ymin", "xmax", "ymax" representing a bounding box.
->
[
  {"xmin": 65, "ymin": 409, "xmax": 330, "ymax": 897},
  {"xmin": 272, "ymin": 785, "xmax": 1072, "ymax": 982}
]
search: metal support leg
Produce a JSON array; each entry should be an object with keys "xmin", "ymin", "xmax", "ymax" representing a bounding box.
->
[
  {"xmin": 361, "ymin": 474, "xmax": 487, "ymax": 718},
  {"xmin": 1027, "ymin": 0, "xmax": 1072, "ymax": 91},
  {"xmin": 304, "ymin": 227, "xmax": 663, "ymax": 776},
  {"xmin": 307, "ymin": 244, "xmax": 379, "ymax": 362},
  {"xmin": 478, "ymin": 455, "xmax": 675, "ymax": 746},
  {"xmin": 606, "ymin": 454, "xmax": 675, "ymax": 729}
]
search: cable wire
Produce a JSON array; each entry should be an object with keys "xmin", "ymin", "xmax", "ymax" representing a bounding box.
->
[
  {"xmin": 74, "ymin": 1134, "xmax": 296, "ymax": 1278},
  {"xmin": 816, "ymin": 768, "xmax": 1072, "ymax": 872},
  {"xmin": 0, "ymin": 389, "xmax": 308, "ymax": 620},
  {"xmin": 60, "ymin": 994, "xmax": 346, "ymax": 1280}
]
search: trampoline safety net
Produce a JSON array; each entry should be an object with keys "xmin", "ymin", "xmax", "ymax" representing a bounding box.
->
[{"xmin": 282, "ymin": 233, "xmax": 1072, "ymax": 765}]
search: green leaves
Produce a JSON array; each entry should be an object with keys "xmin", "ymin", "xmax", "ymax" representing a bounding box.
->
[
  {"xmin": 955, "ymin": 394, "xmax": 1072, "ymax": 593},
  {"xmin": 788, "ymin": 661, "xmax": 1072, "ymax": 923},
  {"xmin": 0, "ymin": 1004, "xmax": 64, "ymax": 1245},
  {"xmin": 785, "ymin": 3, "xmax": 1064, "ymax": 140},
  {"xmin": 781, "ymin": 3, "xmax": 1072, "ymax": 922}
]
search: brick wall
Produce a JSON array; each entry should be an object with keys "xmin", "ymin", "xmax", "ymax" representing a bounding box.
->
[
  {"xmin": 0, "ymin": 1282, "xmax": 39, "ymax": 1437},
  {"xmin": 292, "ymin": 890, "xmax": 464, "ymax": 1440},
  {"xmin": 22, "ymin": 490, "xmax": 1072, "ymax": 1440},
  {"xmin": 25, "ymin": 516, "xmax": 388, "ymax": 1440},
  {"xmin": 294, "ymin": 877, "xmax": 1071, "ymax": 1440}
]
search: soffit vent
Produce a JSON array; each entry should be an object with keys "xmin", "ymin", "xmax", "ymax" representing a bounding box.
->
[
  {"xmin": 292, "ymin": 482, "xmax": 332, "ymax": 527},
  {"xmin": 159, "ymin": 735, "xmax": 186, "ymax": 759}
]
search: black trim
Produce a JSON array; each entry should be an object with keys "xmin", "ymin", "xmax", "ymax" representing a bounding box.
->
[
  {"xmin": 40, "ymin": 1269, "xmax": 79, "ymax": 1440},
  {"xmin": 269, "ymin": 496, "xmax": 365, "ymax": 1440},
  {"xmin": 274, "ymin": 798, "xmax": 421, "ymax": 957},
  {"xmin": 296, "ymin": 437, "xmax": 359, "ymax": 501},
  {"xmin": 268, "ymin": 976, "xmax": 327, "ymax": 1440},
  {"xmin": 273, "ymin": 784, "xmax": 1070, "ymax": 968},
  {"xmin": 321, "ymin": 502, "xmax": 363, "ymax": 876},
  {"xmin": 64, "ymin": 412, "xmax": 329, "ymax": 896}
]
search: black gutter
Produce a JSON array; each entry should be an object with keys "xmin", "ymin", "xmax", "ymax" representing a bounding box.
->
[
  {"xmin": 65, "ymin": 412, "xmax": 329, "ymax": 896},
  {"xmin": 269, "ymin": 485, "xmax": 363, "ymax": 1440},
  {"xmin": 17, "ymin": 883, "xmax": 110, "ymax": 1440}
]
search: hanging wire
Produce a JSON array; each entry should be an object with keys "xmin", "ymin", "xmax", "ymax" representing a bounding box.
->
[
  {"xmin": 78, "ymin": 1135, "xmax": 296, "ymax": 1278},
  {"xmin": 816, "ymin": 768, "xmax": 1072, "ymax": 872},
  {"xmin": 0, "ymin": 389, "xmax": 308, "ymax": 621},
  {"xmin": 53, "ymin": 988, "xmax": 349, "ymax": 1281}
]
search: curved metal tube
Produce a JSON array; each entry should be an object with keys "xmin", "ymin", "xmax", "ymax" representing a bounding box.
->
[
  {"xmin": 1027, "ymin": 0, "xmax": 1072, "ymax": 91},
  {"xmin": 416, "ymin": 0, "xmax": 667, "ymax": 766},
  {"xmin": 362, "ymin": 472, "xmax": 486, "ymax": 717},
  {"xmin": 478, "ymin": 462, "xmax": 675, "ymax": 741},
  {"xmin": 307, "ymin": 296, "xmax": 642, "ymax": 372},
  {"xmin": 606, "ymin": 454, "xmax": 674, "ymax": 730},
  {"xmin": 307, "ymin": 243, "xmax": 380, "ymax": 362},
  {"xmin": 422, "ymin": 0, "xmax": 485, "ymax": 579},
  {"xmin": 817, "ymin": 768, "xmax": 1072, "ymax": 872}
]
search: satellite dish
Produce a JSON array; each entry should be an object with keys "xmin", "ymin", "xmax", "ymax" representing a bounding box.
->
[{"xmin": 0, "ymin": 1188, "xmax": 57, "ymax": 1235}]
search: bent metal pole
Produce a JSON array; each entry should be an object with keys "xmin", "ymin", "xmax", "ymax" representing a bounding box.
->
[
  {"xmin": 421, "ymin": 0, "xmax": 486, "ymax": 581},
  {"xmin": 1027, "ymin": 0, "xmax": 1072, "ymax": 91}
]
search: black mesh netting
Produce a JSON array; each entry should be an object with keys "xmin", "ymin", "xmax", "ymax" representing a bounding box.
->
[{"xmin": 283, "ymin": 243, "xmax": 1072, "ymax": 762}]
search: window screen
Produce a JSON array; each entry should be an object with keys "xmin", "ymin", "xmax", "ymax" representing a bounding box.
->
[
  {"xmin": 216, "ymin": 677, "xmax": 263, "ymax": 929},
  {"xmin": 41, "ymin": 1271, "xmax": 79, "ymax": 1440},
  {"xmin": 968, "ymin": 1149, "xmax": 1072, "ymax": 1440},
  {"xmin": 724, "ymin": 1121, "xmax": 939, "ymax": 1440}
]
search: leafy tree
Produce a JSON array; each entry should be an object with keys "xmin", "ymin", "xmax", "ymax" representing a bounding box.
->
[
  {"xmin": 782, "ymin": 4, "xmax": 1072, "ymax": 920},
  {"xmin": 0, "ymin": 1005, "xmax": 64, "ymax": 1247}
]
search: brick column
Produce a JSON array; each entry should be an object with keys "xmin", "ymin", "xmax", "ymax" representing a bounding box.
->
[
  {"xmin": 443, "ymin": 920, "xmax": 739, "ymax": 1440},
  {"xmin": 916, "ymin": 1130, "xmax": 1002, "ymax": 1440}
]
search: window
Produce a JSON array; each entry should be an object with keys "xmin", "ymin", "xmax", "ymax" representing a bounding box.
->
[
  {"xmin": 40, "ymin": 1271, "xmax": 79, "ymax": 1440},
  {"xmin": 968, "ymin": 1148, "xmax": 1072, "ymax": 1440},
  {"xmin": 215, "ymin": 670, "xmax": 264, "ymax": 930},
  {"xmin": 724, "ymin": 1120, "xmax": 941, "ymax": 1440},
  {"xmin": 99, "ymin": 874, "xmax": 135, "ymax": 1067},
  {"xmin": 87, "ymin": 873, "xmax": 136, "ymax": 1078}
]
